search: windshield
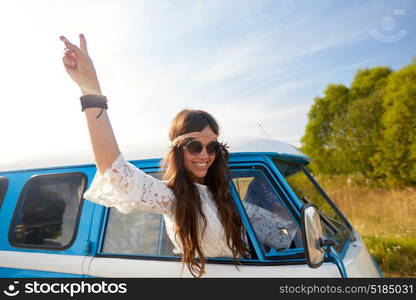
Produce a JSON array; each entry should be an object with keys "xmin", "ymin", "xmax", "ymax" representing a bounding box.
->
[{"xmin": 273, "ymin": 158, "xmax": 352, "ymax": 253}]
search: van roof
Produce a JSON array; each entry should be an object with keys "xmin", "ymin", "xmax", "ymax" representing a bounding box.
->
[{"xmin": 0, "ymin": 136, "xmax": 309, "ymax": 172}]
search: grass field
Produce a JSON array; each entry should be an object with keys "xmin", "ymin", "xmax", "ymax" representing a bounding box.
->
[{"xmin": 316, "ymin": 175, "xmax": 416, "ymax": 278}]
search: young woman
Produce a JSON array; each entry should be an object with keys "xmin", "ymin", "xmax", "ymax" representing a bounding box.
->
[{"xmin": 60, "ymin": 34, "xmax": 297, "ymax": 277}]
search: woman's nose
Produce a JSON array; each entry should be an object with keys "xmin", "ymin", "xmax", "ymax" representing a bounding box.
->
[{"xmin": 198, "ymin": 146, "xmax": 209, "ymax": 158}]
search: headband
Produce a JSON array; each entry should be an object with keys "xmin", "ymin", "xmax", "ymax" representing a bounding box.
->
[{"xmin": 171, "ymin": 132, "xmax": 218, "ymax": 146}]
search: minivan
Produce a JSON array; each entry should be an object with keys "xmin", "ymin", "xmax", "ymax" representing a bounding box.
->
[{"xmin": 0, "ymin": 137, "xmax": 382, "ymax": 277}]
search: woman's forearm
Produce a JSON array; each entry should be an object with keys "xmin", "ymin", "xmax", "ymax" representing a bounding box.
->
[{"xmin": 84, "ymin": 107, "xmax": 120, "ymax": 175}]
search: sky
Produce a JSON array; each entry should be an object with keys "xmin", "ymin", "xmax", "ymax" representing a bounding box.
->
[{"xmin": 1, "ymin": 0, "xmax": 415, "ymax": 164}]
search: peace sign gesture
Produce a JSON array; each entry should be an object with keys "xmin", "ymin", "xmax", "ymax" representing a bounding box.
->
[{"xmin": 60, "ymin": 34, "xmax": 102, "ymax": 96}]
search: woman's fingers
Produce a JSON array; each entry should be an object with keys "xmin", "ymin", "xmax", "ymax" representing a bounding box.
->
[
  {"xmin": 79, "ymin": 34, "xmax": 88, "ymax": 55},
  {"xmin": 63, "ymin": 48, "xmax": 75, "ymax": 59},
  {"xmin": 62, "ymin": 55, "xmax": 77, "ymax": 69},
  {"xmin": 60, "ymin": 35, "xmax": 83, "ymax": 56}
]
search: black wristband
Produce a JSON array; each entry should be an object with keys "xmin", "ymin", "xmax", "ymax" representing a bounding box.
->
[{"xmin": 80, "ymin": 95, "xmax": 108, "ymax": 118}]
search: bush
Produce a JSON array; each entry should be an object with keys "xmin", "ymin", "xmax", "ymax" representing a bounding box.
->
[{"xmin": 364, "ymin": 236, "xmax": 416, "ymax": 278}]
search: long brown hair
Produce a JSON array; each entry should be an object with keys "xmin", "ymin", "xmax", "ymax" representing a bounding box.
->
[{"xmin": 161, "ymin": 109, "xmax": 249, "ymax": 277}]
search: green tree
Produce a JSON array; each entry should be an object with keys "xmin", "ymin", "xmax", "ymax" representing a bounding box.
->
[
  {"xmin": 301, "ymin": 84, "xmax": 349, "ymax": 174},
  {"xmin": 373, "ymin": 63, "xmax": 416, "ymax": 185},
  {"xmin": 350, "ymin": 67, "xmax": 392, "ymax": 99},
  {"xmin": 301, "ymin": 67, "xmax": 391, "ymax": 176},
  {"xmin": 301, "ymin": 62, "xmax": 416, "ymax": 186},
  {"xmin": 335, "ymin": 67, "xmax": 391, "ymax": 175}
]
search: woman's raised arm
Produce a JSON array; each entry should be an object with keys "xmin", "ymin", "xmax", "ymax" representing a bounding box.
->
[{"xmin": 60, "ymin": 34, "xmax": 120, "ymax": 175}]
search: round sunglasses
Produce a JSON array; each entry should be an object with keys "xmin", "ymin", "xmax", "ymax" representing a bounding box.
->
[{"xmin": 182, "ymin": 139, "xmax": 222, "ymax": 156}]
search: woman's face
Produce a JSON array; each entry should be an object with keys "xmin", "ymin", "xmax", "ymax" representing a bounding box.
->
[{"xmin": 183, "ymin": 126, "xmax": 218, "ymax": 184}]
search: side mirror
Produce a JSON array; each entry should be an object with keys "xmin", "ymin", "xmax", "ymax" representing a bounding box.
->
[{"xmin": 301, "ymin": 203, "xmax": 325, "ymax": 268}]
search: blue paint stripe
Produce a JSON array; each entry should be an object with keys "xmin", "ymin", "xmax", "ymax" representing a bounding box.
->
[{"xmin": 0, "ymin": 267, "xmax": 83, "ymax": 278}]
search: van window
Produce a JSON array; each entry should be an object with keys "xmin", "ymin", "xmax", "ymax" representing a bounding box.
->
[
  {"xmin": 0, "ymin": 177, "xmax": 8, "ymax": 211},
  {"xmin": 102, "ymin": 172, "xmax": 175, "ymax": 256},
  {"xmin": 273, "ymin": 158, "xmax": 351, "ymax": 253},
  {"xmin": 102, "ymin": 169, "xmax": 301, "ymax": 260},
  {"xmin": 103, "ymin": 209, "xmax": 174, "ymax": 256},
  {"xmin": 231, "ymin": 169, "xmax": 301, "ymax": 255},
  {"xmin": 10, "ymin": 173, "xmax": 86, "ymax": 249}
]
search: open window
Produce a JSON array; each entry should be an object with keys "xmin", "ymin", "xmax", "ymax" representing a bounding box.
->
[
  {"xmin": 273, "ymin": 158, "xmax": 353, "ymax": 253},
  {"xmin": 231, "ymin": 167, "xmax": 303, "ymax": 258}
]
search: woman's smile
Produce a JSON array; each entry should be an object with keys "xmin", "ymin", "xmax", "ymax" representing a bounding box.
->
[
  {"xmin": 183, "ymin": 126, "xmax": 218, "ymax": 183},
  {"xmin": 193, "ymin": 161, "xmax": 208, "ymax": 169}
]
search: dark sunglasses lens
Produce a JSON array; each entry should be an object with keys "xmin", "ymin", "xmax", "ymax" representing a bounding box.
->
[
  {"xmin": 206, "ymin": 141, "xmax": 220, "ymax": 154},
  {"xmin": 186, "ymin": 140, "xmax": 203, "ymax": 155}
]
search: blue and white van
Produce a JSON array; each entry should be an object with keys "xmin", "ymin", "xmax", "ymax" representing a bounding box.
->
[{"xmin": 0, "ymin": 137, "xmax": 382, "ymax": 277}]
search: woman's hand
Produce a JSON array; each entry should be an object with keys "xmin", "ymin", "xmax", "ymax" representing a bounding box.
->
[{"xmin": 60, "ymin": 34, "xmax": 102, "ymax": 96}]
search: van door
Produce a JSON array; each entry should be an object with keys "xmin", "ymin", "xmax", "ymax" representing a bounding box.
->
[
  {"xmin": 86, "ymin": 163, "xmax": 341, "ymax": 277},
  {"xmin": 0, "ymin": 170, "xmax": 92, "ymax": 277}
]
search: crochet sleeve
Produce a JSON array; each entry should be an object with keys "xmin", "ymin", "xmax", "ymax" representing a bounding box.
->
[
  {"xmin": 243, "ymin": 201, "xmax": 298, "ymax": 250},
  {"xmin": 83, "ymin": 152, "xmax": 175, "ymax": 215}
]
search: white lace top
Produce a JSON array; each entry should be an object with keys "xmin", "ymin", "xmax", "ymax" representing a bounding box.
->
[{"xmin": 83, "ymin": 153, "xmax": 297, "ymax": 257}]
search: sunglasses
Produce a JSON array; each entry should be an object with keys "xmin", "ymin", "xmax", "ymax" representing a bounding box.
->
[{"xmin": 182, "ymin": 139, "xmax": 222, "ymax": 156}]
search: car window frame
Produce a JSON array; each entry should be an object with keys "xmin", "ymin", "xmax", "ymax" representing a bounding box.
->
[
  {"xmin": 0, "ymin": 177, "xmax": 9, "ymax": 211},
  {"xmin": 269, "ymin": 157, "xmax": 355, "ymax": 254},
  {"xmin": 8, "ymin": 172, "xmax": 87, "ymax": 251},
  {"xmin": 95, "ymin": 160, "xmax": 308, "ymax": 266},
  {"xmin": 228, "ymin": 162, "xmax": 305, "ymax": 261}
]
